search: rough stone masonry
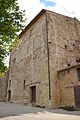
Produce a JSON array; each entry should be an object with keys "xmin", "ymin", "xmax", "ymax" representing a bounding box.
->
[
  {"xmin": 7, "ymin": 9, "xmax": 80, "ymax": 109},
  {"xmin": 0, "ymin": 71, "xmax": 8, "ymax": 102}
]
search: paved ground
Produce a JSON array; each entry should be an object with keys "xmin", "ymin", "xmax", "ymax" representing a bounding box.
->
[{"xmin": 0, "ymin": 102, "xmax": 80, "ymax": 120}]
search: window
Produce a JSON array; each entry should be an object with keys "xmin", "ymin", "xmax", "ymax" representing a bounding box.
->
[
  {"xmin": 24, "ymin": 80, "xmax": 26, "ymax": 90},
  {"xmin": 9, "ymin": 80, "xmax": 11, "ymax": 88},
  {"xmin": 77, "ymin": 68, "xmax": 80, "ymax": 81}
]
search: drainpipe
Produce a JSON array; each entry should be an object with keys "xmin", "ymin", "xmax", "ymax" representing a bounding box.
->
[{"xmin": 45, "ymin": 12, "xmax": 51, "ymax": 109}]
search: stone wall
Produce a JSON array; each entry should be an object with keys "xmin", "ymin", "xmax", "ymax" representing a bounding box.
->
[
  {"xmin": 57, "ymin": 66, "xmax": 79, "ymax": 108},
  {"xmin": 0, "ymin": 71, "xmax": 8, "ymax": 102},
  {"xmin": 8, "ymin": 10, "xmax": 80, "ymax": 109},
  {"xmin": 8, "ymin": 13, "xmax": 50, "ymax": 108},
  {"xmin": 47, "ymin": 11, "xmax": 80, "ymax": 108}
]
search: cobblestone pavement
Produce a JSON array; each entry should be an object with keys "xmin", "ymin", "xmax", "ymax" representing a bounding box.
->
[{"xmin": 0, "ymin": 102, "xmax": 80, "ymax": 120}]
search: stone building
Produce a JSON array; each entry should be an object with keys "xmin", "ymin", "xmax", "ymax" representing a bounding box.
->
[
  {"xmin": 0, "ymin": 71, "xmax": 8, "ymax": 102},
  {"xmin": 7, "ymin": 9, "xmax": 80, "ymax": 109}
]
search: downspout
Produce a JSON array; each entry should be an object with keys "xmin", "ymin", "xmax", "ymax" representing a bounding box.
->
[{"xmin": 45, "ymin": 12, "xmax": 51, "ymax": 104}]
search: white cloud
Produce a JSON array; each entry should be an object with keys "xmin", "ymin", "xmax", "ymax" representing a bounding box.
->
[
  {"xmin": 6, "ymin": 0, "xmax": 45, "ymax": 66},
  {"xmin": 6, "ymin": 0, "xmax": 80, "ymax": 66},
  {"xmin": 46, "ymin": 4, "xmax": 72, "ymax": 18},
  {"xmin": 18, "ymin": 0, "xmax": 80, "ymax": 25},
  {"xmin": 18, "ymin": 0, "xmax": 45, "ymax": 25},
  {"xmin": 45, "ymin": 0, "xmax": 80, "ymax": 19}
]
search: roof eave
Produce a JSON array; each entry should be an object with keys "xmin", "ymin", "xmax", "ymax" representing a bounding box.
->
[{"xmin": 19, "ymin": 9, "xmax": 46, "ymax": 38}]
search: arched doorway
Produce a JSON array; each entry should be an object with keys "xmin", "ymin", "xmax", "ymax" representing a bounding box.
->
[{"xmin": 8, "ymin": 90, "xmax": 11, "ymax": 102}]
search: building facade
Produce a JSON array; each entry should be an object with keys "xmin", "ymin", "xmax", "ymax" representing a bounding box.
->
[
  {"xmin": 7, "ymin": 9, "xmax": 80, "ymax": 109},
  {"xmin": 0, "ymin": 71, "xmax": 8, "ymax": 102}
]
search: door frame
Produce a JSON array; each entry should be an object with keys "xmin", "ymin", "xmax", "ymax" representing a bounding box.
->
[
  {"xmin": 30, "ymin": 86, "xmax": 36, "ymax": 103},
  {"xmin": 74, "ymin": 86, "xmax": 80, "ymax": 108}
]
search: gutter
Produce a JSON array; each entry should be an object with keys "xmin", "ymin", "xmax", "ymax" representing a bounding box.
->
[{"xmin": 45, "ymin": 12, "xmax": 51, "ymax": 100}]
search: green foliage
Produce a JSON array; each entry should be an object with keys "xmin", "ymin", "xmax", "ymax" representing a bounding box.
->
[
  {"xmin": 0, "ymin": 67, "xmax": 8, "ymax": 78},
  {"xmin": 9, "ymin": 37, "xmax": 22, "ymax": 51},
  {"xmin": 0, "ymin": 0, "xmax": 26, "ymax": 73}
]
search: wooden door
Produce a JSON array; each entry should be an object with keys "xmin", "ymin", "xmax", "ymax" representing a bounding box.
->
[
  {"xmin": 31, "ymin": 86, "xmax": 36, "ymax": 103},
  {"xmin": 74, "ymin": 86, "xmax": 80, "ymax": 108}
]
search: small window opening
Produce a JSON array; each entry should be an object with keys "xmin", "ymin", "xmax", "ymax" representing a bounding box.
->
[
  {"xmin": 68, "ymin": 63, "xmax": 70, "ymax": 67},
  {"xmin": 77, "ymin": 68, "xmax": 80, "ymax": 81},
  {"xmin": 9, "ymin": 80, "xmax": 11, "ymax": 88},
  {"xmin": 24, "ymin": 80, "xmax": 26, "ymax": 90},
  {"xmin": 48, "ymin": 42, "xmax": 51, "ymax": 44},
  {"xmin": 64, "ymin": 45, "xmax": 67, "ymax": 48}
]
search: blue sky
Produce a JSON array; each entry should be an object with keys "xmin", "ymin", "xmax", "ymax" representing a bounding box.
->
[
  {"xmin": 5, "ymin": 0, "xmax": 80, "ymax": 65},
  {"xmin": 18, "ymin": 0, "xmax": 80, "ymax": 24},
  {"xmin": 40, "ymin": 0, "xmax": 56, "ymax": 7}
]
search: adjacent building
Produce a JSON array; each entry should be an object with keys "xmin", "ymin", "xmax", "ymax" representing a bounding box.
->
[
  {"xmin": 0, "ymin": 71, "xmax": 8, "ymax": 102},
  {"xmin": 7, "ymin": 9, "xmax": 80, "ymax": 109}
]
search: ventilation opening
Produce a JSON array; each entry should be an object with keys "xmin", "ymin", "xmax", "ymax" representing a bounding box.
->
[
  {"xmin": 68, "ymin": 64, "xmax": 70, "ymax": 67},
  {"xmin": 48, "ymin": 42, "xmax": 51, "ymax": 44},
  {"xmin": 64, "ymin": 45, "xmax": 67, "ymax": 48}
]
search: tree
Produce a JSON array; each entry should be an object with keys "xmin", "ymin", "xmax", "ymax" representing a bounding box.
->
[{"xmin": 0, "ymin": 0, "xmax": 26, "ymax": 74}]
